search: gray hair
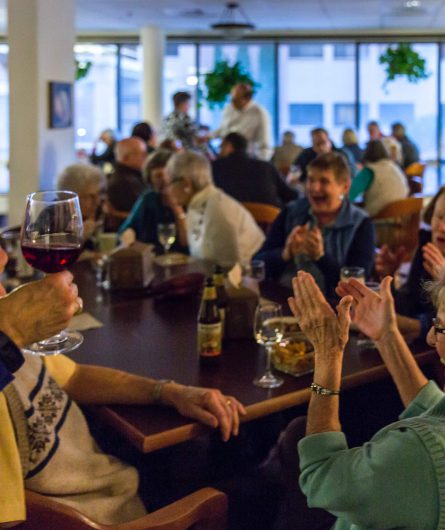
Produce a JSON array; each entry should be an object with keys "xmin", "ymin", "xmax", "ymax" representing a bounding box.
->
[
  {"xmin": 57, "ymin": 164, "xmax": 105, "ymax": 194},
  {"xmin": 166, "ymin": 151, "xmax": 212, "ymax": 192},
  {"xmin": 424, "ymin": 276, "xmax": 445, "ymax": 309}
]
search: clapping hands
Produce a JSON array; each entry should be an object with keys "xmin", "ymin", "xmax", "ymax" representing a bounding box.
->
[
  {"xmin": 282, "ymin": 223, "xmax": 324, "ymax": 262},
  {"xmin": 422, "ymin": 242, "xmax": 445, "ymax": 280}
]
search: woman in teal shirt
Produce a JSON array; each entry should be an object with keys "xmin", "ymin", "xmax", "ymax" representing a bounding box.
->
[
  {"xmin": 119, "ymin": 150, "xmax": 188, "ymax": 254},
  {"xmin": 285, "ymin": 271, "xmax": 445, "ymax": 529}
]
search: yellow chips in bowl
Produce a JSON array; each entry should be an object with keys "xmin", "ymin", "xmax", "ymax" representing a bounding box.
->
[{"xmin": 271, "ymin": 332, "xmax": 314, "ymax": 377}]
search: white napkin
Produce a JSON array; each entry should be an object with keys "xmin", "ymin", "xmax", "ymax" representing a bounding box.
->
[{"xmin": 67, "ymin": 312, "xmax": 103, "ymax": 331}]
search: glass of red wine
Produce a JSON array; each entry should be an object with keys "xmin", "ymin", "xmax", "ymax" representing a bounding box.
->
[{"xmin": 20, "ymin": 190, "xmax": 84, "ymax": 355}]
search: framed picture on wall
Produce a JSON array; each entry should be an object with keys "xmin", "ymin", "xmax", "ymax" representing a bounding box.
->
[{"xmin": 49, "ymin": 81, "xmax": 73, "ymax": 129}]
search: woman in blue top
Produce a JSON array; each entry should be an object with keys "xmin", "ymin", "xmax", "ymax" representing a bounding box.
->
[
  {"xmin": 256, "ymin": 152, "xmax": 375, "ymax": 299},
  {"xmin": 118, "ymin": 150, "xmax": 188, "ymax": 254}
]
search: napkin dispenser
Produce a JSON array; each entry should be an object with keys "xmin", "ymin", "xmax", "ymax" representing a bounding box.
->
[
  {"xmin": 225, "ymin": 277, "xmax": 259, "ymax": 339},
  {"xmin": 108, "ymin": 242, "xmax": 154, "ymax": 289}
]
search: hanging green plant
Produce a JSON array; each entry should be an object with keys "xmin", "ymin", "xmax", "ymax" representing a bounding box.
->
[
  {"xmin": 378, "ymin": 43, "xmax": 430, "ymax": 87},
  {"xmin": 75, "ymin": 59, "xmax": 92, "ymax": 82},
  {"xmin": 203, "ymin": 60, "xmax": 259, "ymax": 109}
]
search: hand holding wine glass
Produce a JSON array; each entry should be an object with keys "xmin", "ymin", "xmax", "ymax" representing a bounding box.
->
[
  {"xmin": 20, "ymin": 190, "xmax": 84, "ymax": 355},
  {"xmin": 253, "ymin": 302, "xmax": 284, "ymax": 388}
]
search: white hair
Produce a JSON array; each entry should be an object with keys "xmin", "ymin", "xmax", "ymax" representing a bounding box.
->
[
  {"xmin": 166, "ymin": 151, "xmax": 213, "ymax": 191},
  {"xmin": 57, "ymin": 164, "xmax": 105, "ymax": 194}
]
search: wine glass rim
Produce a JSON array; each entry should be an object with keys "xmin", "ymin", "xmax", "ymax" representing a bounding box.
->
[
  {"xmin": 257, "ymin": 301, "xmax": 282, "ymax": 310},
  {"xmin": 27, "ymin": 190, "xmax": 79, "ymax": 202}
]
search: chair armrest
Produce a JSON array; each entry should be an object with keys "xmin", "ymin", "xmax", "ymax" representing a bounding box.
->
[{"xmin": 115, "ymin": 487, "xmax": 228, "ymax": 530}]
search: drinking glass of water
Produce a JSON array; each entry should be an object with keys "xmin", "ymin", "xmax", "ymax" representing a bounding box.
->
[{"xmin": 157, "ymin": 223, "xmax": 176, "ymax": 258}]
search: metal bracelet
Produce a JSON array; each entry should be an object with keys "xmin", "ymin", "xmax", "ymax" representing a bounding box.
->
[
  {"xmin": 310, "ymin": 382, "xmax": 340, "ymax": 396},
  {"xmin": 152, "ymin": 379, "xmax": 174, "ymax": 404}
]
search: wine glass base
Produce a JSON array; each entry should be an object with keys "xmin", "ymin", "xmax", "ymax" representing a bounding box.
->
[
  {"xmin": 22, "ymin": 330, "xmax": 84, "ymax": 356},
  {"xmin": 253, "ymin": 373, "xmax": 284, "ymax": 389}
]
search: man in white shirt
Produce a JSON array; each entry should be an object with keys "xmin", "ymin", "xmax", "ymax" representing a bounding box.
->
[{"xmin": 213, "ymin": 83, "xmax": 272, "ymax": 161}]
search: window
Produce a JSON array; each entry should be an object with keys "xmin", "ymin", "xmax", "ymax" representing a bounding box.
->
[
  {"xmin": 0, "ymin": 45, "xmax": 8, "ymax": 193},
  {"xmin": 359, "ymin": 43, "xmax": 438, "ymax": 162},
  {"xmin": 290, "ymin": 104, "xmax": 323, "ymax": 126},
  {"xmin": 288, "ymin": 44, "xmax": 323, "ymax": 58},
  {"xmin": 198, "ymin": 43, "xmax": 276, "ymax": 139},
  {"xmin": 279, "ymin": 43, "xmax": 355, "ymax": 145},
  {"xmin": 164, "ymin": 43, "xmax": 197, "ymax": 122},
  {"xmin": 333, "ymin": 44, "xmax": 355, "ymax": 59},
  {"xmin": 166, "ymin": 43, "xmax": 179, "ymax": 56},
  {"xmin": 119, "ymin": 45, "xmax": 142, "ymax": 137},
  {"xmin": 74, "ymin": 44, "xmax": 118, "ymax": 153}
]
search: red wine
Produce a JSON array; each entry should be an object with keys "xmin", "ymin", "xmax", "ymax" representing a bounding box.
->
[{"xmin": 21, "ymin": 237, "xmax": 82, "ymax": 273}]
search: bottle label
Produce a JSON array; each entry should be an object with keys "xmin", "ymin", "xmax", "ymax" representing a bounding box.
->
[
  {"xmin": 198, "ymin": 322, "xmax": 222, "ymax": 357},
  {"xmin": 219, "ymin": 308, "xmax": 226, "ymax": 336}
]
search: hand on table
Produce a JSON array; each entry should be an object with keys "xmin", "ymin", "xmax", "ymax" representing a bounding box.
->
[
  {"xmin": 288, "ymin": 271, "xmax": 352, "ymax": 357},
  {"xmin": 422, "ymin": 242, "xmax": 445, "ymax": 280},
  {"xmin": 0, "ymin": 271, "xmax": 81, "ymax": 348},
  {"xmin": 335, "ymin": 276, "xmax": 397, "ymax": 341},
  {"xmin": 166, "ymin": 384, "xmax": 246, "ymax": 442}
]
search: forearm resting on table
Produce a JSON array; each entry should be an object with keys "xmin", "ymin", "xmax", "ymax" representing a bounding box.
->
[
  {"xmin": 63, "ymin": 364, "xmax": 177, "ymax": 406},
  {"xmin": 306, "ymin": 356, "xmax": 342, "ymax": 435},
  {"xmin": 375, "ymin": 327, "xmax": 428, "ymax": 407}
]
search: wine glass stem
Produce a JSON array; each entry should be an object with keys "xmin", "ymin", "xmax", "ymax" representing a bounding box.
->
[{"xmin": 265, "ymin": 343, "xmax": 273, "ymax": 375}]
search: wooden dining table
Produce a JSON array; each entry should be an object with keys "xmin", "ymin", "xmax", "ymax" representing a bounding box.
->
[{"xmin": 71, "ymin": 260, "xmax": 441, "ymax": 454}]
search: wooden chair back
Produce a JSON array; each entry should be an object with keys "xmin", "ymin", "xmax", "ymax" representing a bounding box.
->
[
  {"xmin": 103, "ymin": 199, "xmax": 129, "ymax": 232},
  {"xmin": 17, "ymin": 487, "xmax": 228, "ymax": 530},
  {"xmin": 404, "ymin": 162, "xmax": 426, "ymax": 195},
  {"xmin": 372, "ymin": 197, "xmax": 423, "ymax": 252},
  {"xmin": 242, "ymin": 202, "xmax": 281, "ymax": 234}
]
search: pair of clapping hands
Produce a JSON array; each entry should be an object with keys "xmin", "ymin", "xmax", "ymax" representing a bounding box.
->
[
  {"xmin": 282, "ymin": 222, "xmax": 324, "ymax": 262},
  {"xmin": 288, "ymin": 271, "xmax": 396, "ymax": 356},
  {"xmin": 376, "ymin": 242, "xmax": 445, "ymax": 281}
]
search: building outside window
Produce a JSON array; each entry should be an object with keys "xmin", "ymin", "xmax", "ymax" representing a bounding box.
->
[
  {"xmin": 0, "ymin": 44, "xmax": 8, "ymax": 193},
  {"xmin": 74, "ymin": 44, "xmax": 118, "ymax": 156}
]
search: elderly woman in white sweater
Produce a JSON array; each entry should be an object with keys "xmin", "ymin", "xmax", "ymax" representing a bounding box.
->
[
  {"xmin": 349, "ymin": 139, "xmax": 409, "ymax": 216},
  {"xmin": 168, "ymin": 151, "xmax": 264, "ymax": 268}
]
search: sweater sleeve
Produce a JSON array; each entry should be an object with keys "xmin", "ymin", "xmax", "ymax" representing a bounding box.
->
[
  {"xmin": 399, "ymin": 380, "xmax": 445, "ymax": 419},
  {"xmin": 0, "ymin": 392, "xmax": 25, "ymax": 524},
  {"xmin": 349, "ymin": 167, "xmax": 374, "ymax": 202},
  {"xmin": 298, "ymin": 426, "xmax": 438, "ymax": 529},
  {"xmin": 255, "ymin": 207, "xmax": 290, "ymax": 279}
]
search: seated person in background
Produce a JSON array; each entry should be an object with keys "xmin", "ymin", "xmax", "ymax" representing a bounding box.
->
[
  {"xmin": 168, "ymin": 151, "xmax": 265, "ymax": 268},
  {"xmin": 119, "ymin": 150, "xmax": 188, "ymax": 253},
  {"xmin": 263, "ymin": 271, "xmax": 445, "ymax": 530},
  {"xmin": 256, "ymin": 152, "xmax": 375, "ymax": 298},
  {"xmin": 367, "ymin": 120, "xmax": 403, "ymax": 165},
  {"xmin": 271, "ymin": 130, "xmax": 303, "ymax": 176},
  {"xmin": 349, "ymin": 139, "xmax": 409, "ymax": 216},
  {"xmin": 57, "ymin": 163, "xmax": 105, "ymax": 249},
  {"xmin": 391, "ymin": 121, "xmax": 420, "ymax": 169},
  {"xmin": 89, "ymin": 128, "xmax": 116, "ymax": 170},
  {"xmin": 212, "ymin": 132, "xmax": 299, "ymax": 208},
  {"xmin": 107, "ymin": 137, "xmax": 147, "ymax": 212},
  {"xmin": 131, "ymin": 121, "xmax": 157, "ymax": 155},
  {"xmin": 293, "ymin": 127, "xmax": 356, "ymax": 183},
  {"xmin": 0, "ymin": 251, "xmax": 245, "ymax": 527},
  {"xmin": 341, "ymin": 127, "xmax": 364, "ymax": 165},
  {"xmin": 161, "ymin": 91, "xmax": 198, "ymax": 151},
  {"xmin": 375, "ymin": 186, "xmax": 445, "ymax": 341}
]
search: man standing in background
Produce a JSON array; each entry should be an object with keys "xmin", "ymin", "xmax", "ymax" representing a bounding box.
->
[{"xmin": 213, "ymin": 83, "xmax": 272, "ymax": 161}]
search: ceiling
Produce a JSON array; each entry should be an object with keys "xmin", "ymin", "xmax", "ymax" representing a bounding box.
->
[{"xmin": 2, "ymin": 0, "xmax": 445, "ymax": 36}]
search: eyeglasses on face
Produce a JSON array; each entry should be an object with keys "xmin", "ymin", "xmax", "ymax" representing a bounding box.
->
[{"xmin": 433, "ymin": 318, "xmax": 445, "ymax": 336}]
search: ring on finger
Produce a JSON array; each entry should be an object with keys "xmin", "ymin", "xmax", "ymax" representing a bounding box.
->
[{"xmin": 225, "ymin": 399, "xmax": 232, "ymax": 407}]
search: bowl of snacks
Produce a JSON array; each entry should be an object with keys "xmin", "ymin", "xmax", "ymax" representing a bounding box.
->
[{"xmin": 271, "ymin": 333, "xmax": 314, "ymax": 377}]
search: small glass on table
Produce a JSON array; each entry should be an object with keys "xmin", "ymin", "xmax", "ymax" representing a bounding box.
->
[
  {"xmin": 253, "ymin": 302, "xmax": 284, "ymax": 388},
  {"xmin": 20, "ymin": 190, "xmax": 84, "ymax": 355},
  {"xmin": 340, "ymin": 266, "xmax": 365, "ymax": 284},
  {"xmin": 157, "ymin": 223, "xmax": 177, "ymax": 265}
]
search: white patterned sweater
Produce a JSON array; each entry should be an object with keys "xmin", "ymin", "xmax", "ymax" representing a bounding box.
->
[{"xmin": 6, "ymin": 354, "xmax": 146, "ymax": 524}]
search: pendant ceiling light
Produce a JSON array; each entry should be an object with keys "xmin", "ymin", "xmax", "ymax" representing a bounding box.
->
[{"xmin": 211, "ymin": 2, "xmax": 255, "ymax": 39}]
